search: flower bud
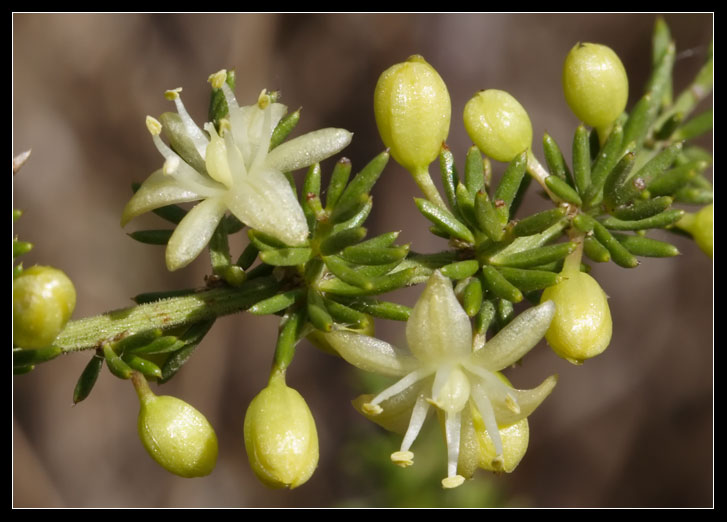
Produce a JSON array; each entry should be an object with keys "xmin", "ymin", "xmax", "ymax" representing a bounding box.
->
[
  {"xmin": 134, "ymin": 374, "xmax": 218, "ymax": 478},
  {"xmin": 562, "ymin": 43, "xmax": 628, "ymax": 130},
  {"xmin": 374, "ymin": 55, "xmax": 451, "ymax": 173},
  {"xmin": 13, "ymin": 265, "xmax": 76, "ymax": 349},
  {"xmin": 541, "ymin": 270, "xmax": 612, "ymax": 364},
  {"xmin": 463, "ymin": 89, "xmax": 533, "ymax": 162},
  {"xmin": 244, "ymin": 374, "xmax": 319, "ymax": 489}
]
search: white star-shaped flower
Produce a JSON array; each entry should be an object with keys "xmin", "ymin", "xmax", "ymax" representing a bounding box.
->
[
  {"xmin": 324, "ymin": 270, "xmax": 557, "ymax": 488},
  {"xmin": 122, "ymin": 70, "xmax": 352, "ymax": 271}
]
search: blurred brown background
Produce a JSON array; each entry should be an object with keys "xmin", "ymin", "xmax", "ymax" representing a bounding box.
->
[{"xmin": 13, "ymin": 13, "xmax": 713, "ymax": 508}]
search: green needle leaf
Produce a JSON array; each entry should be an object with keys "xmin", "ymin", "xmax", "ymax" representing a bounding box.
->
[
  {"xmin": 325, "ymin": 158, "xmax": 352, "ymax": 211},
  {"xmin": 73, "ymin": 351, "xmax": 104, "ymax": 404},
  {"xmin": 544, "ymin": 176, "xmax": 582, "ymax": 206},
  {"xmin": 259, "ymin": 247, "xmax": 313, "ymax": 267},
  {"xmin": 160, "ymin": 320, "xmax": 215, "ymax": 383},
  {"xmin": 415, "ymin": 198, "xmax": 475, "ymax": 244},
  {"xmin": 493, "ymin": 151, "xmax": 528, "ymax": 222},
  {"xmin": 572, "ymin": 125, "xmax": 592, "ymax": 197},
  {"xmin": 128, "ymin": 229, "xmax": 173, "ymax": 246},
  {"xmin": 439, "ymin": 144, "xmax": 461, "ymax": 216},
  {"xmin": 331, "ymin": 151, "xmax": 389, "ymax": 223},
  {"xmin": 613, "ymin": 233, "xmax": 680, "ymax": 257},
  {"xmin": 543, "ymin": 133, "xmax": 572, "ymax": 182},
  {"xmin": 465, "ymin": 145, "xmax": 485, "ymax": 196},
  {"xmin": 439, "ymin": 259, "xmax": 480, "ymax": 280},
  {"xmin": 489, "ymin": 242, "xmax": 576, "ymax": 269},
  {"xmin": 496, "ymin": 266, "xmax": 562, "ymax": 292},
  {"xmin": 307, "ymin": 288, "xmax": 334, "ymax": 332},
  {"xmin": 481, "ymin": 265, "xmax": 523, "ymax": 303},
  {"xmin": 249, "ymin": 289, "xmax": 305, "ymax": 315},
  {"xmin": 600, "ymin": 209, "xmax": 685, "ymax": 231},
  {"xmin": 325, "ymin": 295, "xmax": 412, "ymax": 321}
]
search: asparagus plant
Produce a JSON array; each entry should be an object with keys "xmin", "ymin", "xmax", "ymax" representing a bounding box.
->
[{"xmin": 13, "ymin": 17, "xmax": 712, "ymax": 496}]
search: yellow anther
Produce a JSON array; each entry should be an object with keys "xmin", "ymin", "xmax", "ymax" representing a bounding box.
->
[
  {"xmin": 362, "ymin": 402, "xmax": 383, "ymax": 416},
  {"xmin": 390, "ymin": 451, "xmax": 414, "ymax": 468},
  {"xmin": 505, "ymin": 393, "xmax": 521, "ymax": 414},
  {"xmin": 441, "ymin": 475, "xmax": 465, "ymax": 489},
  {"xmin": 218, "ymin": 118, "xmax": 231, "ymax": 135},
  {"xmin": 490, "ymin": 455, "xmax": 505, "ymax": 471},
  {"xmin": 257, "ymin": 89, "xmax": 271, "ymax": 109},
  {"xmin": 145, "ymin": 116, "xmax": 162, "ymax": 136},
  {"xmin": 164, "ymin": 87, "xmax": 183, "ymax": 101},
  {"xmin": 425, "ymin": 397, "xmax": 443, "ymax": 410},
  {"xmin": 208, "ymin": 69, "xmax": 227, "ymax": 90}
]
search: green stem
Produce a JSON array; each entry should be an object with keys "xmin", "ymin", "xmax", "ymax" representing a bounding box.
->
[
  {"xmin": 131, "ymin": 371, "xmax": 154, "ymax": 404},
  {"xmin": 54, "ymin": 276, "xmax": 279, "ymax": 353},
  {"xmin": 411, "ymin": 166, "xmax": 448, "ymax": 210},
  {"xmin": 563, "ymin": 228, "xmax": 586, "ymax": 275},
  {"xmin": 270, "ymin": 307, "xmax": 305, "ymax": 379}
]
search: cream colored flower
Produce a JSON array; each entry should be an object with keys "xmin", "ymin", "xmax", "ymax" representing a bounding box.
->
[
  {"xmin": 324, "ymin": 270, "xmax": 557, "ymax": 488},
  {"xmin": 122, "ymin": 71, "xmax": 352, "ymax": 271}
]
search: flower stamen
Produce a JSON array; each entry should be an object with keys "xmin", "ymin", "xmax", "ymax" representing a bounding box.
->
[
  {"xmin": 165, "ymin": 88, "xmax": 208, "ymax": 159},
  {"xmin": 364, "ymin": 368, "xmax": 432, "ymax": 415},
  {"xmin": 391, "ymin": 451, "xmax": 414, "ymax": 468},
  {"xmin": 399, "ymin": 395, "xmax": 430, "ymax": 453}
]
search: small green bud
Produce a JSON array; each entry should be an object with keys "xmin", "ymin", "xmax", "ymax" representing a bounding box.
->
[
  {"xmin": 13, "ymin": 266, "xmax": 76, "ymax": 349},
  {"xmin": 677, "ymin": 204, "xmax": 713, "ymax": 258},
  {"xmin": 133, "ymin": 374, "xmax": 218, "ymax": 478},
  {"xmin": 244, "ymin": 374, "xmax": 319, "ymax": 489},
  {"xmin": 374, "ymin": 55, "xmax": 451, "ymax": 172},
  {"xmin": 562, "ymin": 43, "xmax": 628, "ymax": 130},
  {"xmin": 463, "ymin": 90, "xmax": 533, "ymax": 162},
  {"xmin": 541, "ymin": 269, "xmax": 612, "ymax": 364}
]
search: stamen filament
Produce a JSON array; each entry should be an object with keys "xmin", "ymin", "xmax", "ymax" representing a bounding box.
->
[
  {"xmin": 365, "ymin": 368, "xmax": 431, "ymax": 411},
  {"xmin": 400, "ymin": 395, "xmax": 430, "ymax": 452}
]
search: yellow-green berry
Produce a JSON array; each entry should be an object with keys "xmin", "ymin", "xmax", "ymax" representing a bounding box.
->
[
  {"xmin": 135, "ymin": 375, "xmax": 218, "ymax": 478},
  {"xmin": 374, "ymin": 55, "xmax": 451, "ymax": 173},
  {"xmin": 244, "ymin": 374, "xmax": 319, "ymax": 489},
  {"xmin": 463, "ymin": 89, "xmax": 533, "ymax": 162},
  {"xmin": 692, "ymin": 204, "xmax": 713, "ymax": 259},
  {"xmin": 562, "ymin": 43, "xmax": 628, "ymax": 130},
  {"xmin": 13, "ymin": 265, "xmax": 76, "ymax": 349},
  {"xmin": 677, "ymin": 204, "xmax": 713, "ymax": 258},
  {"xmin": 541, "ymin": 270, "xmax": 612, "ymax": 364}
]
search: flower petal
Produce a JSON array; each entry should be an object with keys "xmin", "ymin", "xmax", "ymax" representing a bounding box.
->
[
  {"xmin": 265, "ymin": 128, "xmax": 353, "ymax": 173},
  {"xmin": 165, "ymin": 197, "xmax": 226, "ymax": 271},
  {"xmin": 121, "ymin": 169, "xmax": 210, "ymax": 226},
  {"xmin": 224, "ymin": 166, "xmax": 309, "ymax": 246},
  {"xmin": 471, "ymin": 300, "xmax": 555, "ymax": 371},
  {"xmin": 351, "ymin": 378, "xmax": 430, "ymax": 434},
  {"xmin": 473, "ymin": 374, "xmax": 558, "ymax": 427},
  {"xmin": 323, "ymin": 330, "xmax": 419, "ymax": 377},
  {"xmin": 406, "ymin": 270, "xmax": 472, "ymax": 363},
  {"xmin": 456, "ymin": 405, "xmax": 482, "ymax": 479}
]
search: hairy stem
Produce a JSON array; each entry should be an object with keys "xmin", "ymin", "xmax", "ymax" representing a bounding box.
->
[{"xmin": 54, "ymin": 276, "xmax": 279, "ymax": 353}]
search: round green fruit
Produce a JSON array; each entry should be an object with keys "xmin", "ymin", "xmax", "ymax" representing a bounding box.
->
[
  {"xmin": 562, "ymin": 43, "xmax": 628, "ymax": 129},
  {"xmin": 541, "ymin": 270, "xmax": 612, "ymax": 364},
  {"xmin": 463, "ymin": 89, "xmax": 533, "ymax": 162},
  {"xmin": 137, "ymin": 391, "xmax": 218, "ymax": 478},
  {"xmin": 13, "ymin": 265, "xmax": 76, "ymax": 349},
  {"xmin": 374, "ymin": 55, "xmax": 451, "ymax": 173}
]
